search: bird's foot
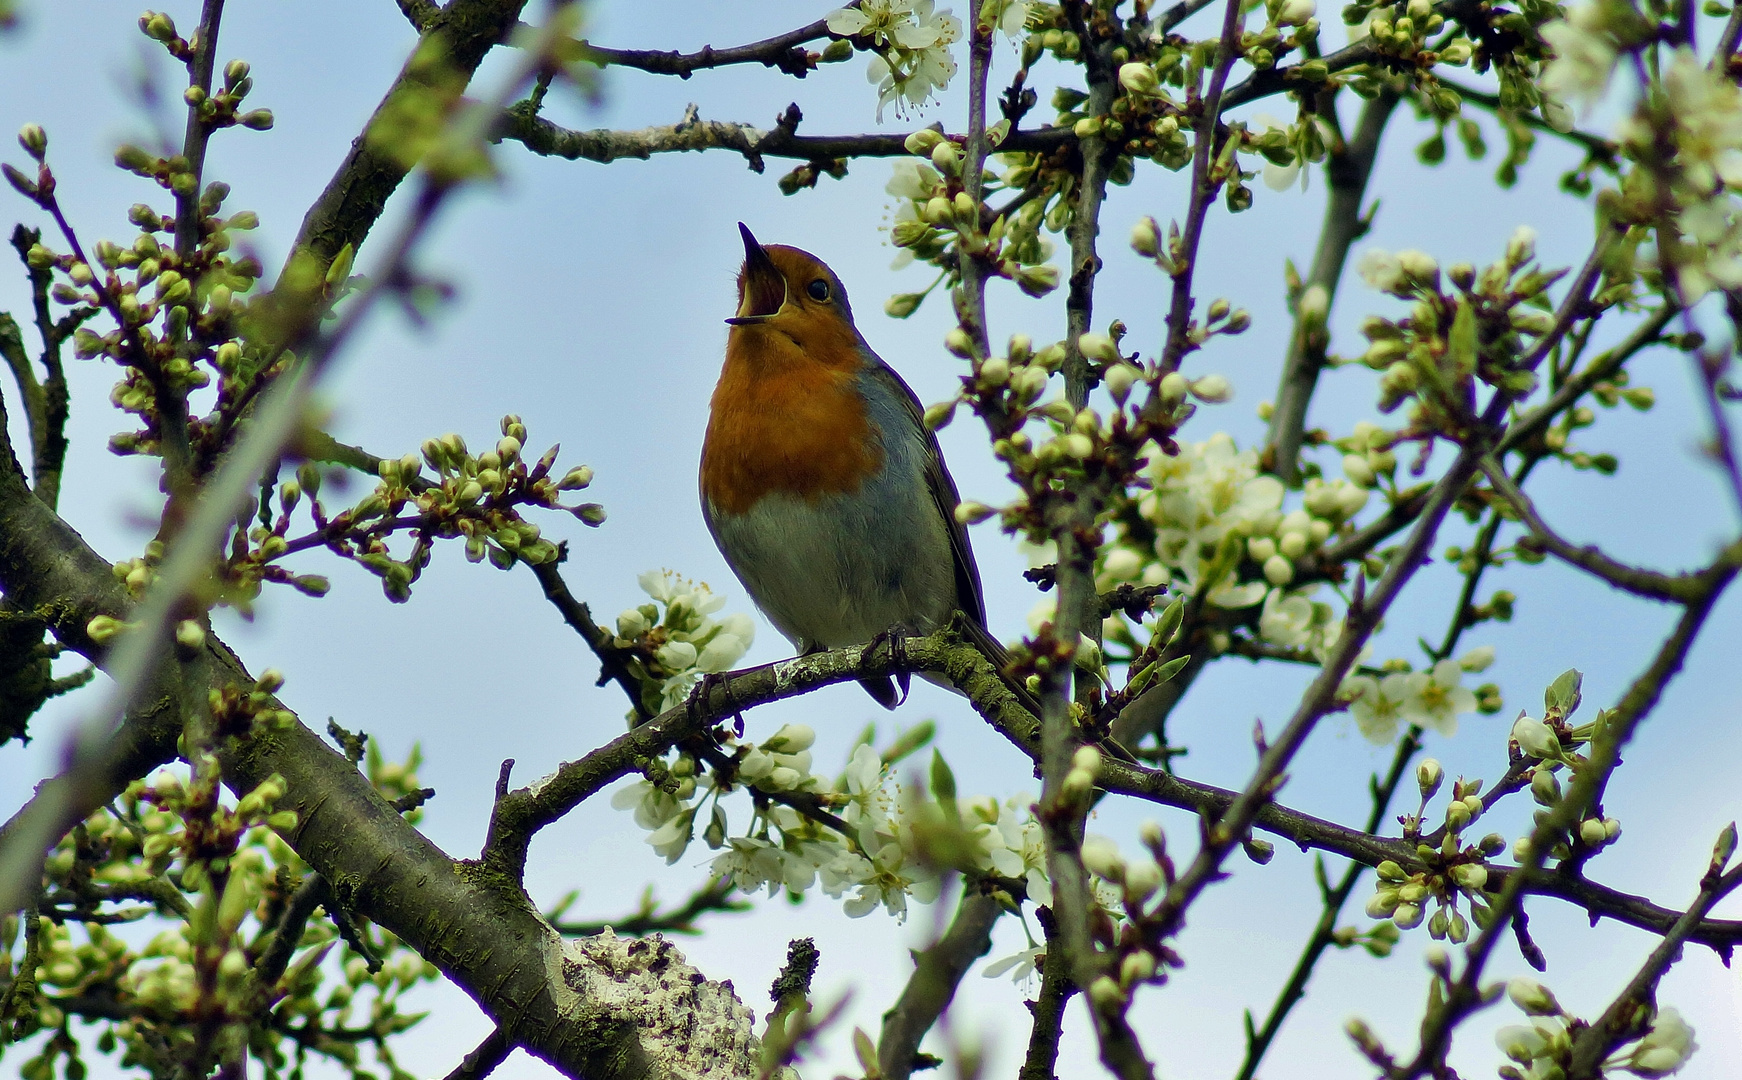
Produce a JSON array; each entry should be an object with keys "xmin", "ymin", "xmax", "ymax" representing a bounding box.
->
[
  {"xmin": 859, "ymin": 625, "xmax": 914, "ymax": 710},
  {"xmin": 686, "ymin": 671, "xmax": 743, "ymax": 737}
]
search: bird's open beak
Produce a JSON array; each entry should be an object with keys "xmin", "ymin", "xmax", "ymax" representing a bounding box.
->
[{"xmin": 727, "ymin": 222, "xmax": 786, "ymax": 325}]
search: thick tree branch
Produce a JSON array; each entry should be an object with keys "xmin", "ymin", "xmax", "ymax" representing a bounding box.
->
[
  {"xmin": 877, "ymin": 889, "xmax": 1002, "ymax": 1080},
  {"xmin": 1266, "ymin": 88, "xmax": 1400, "ymax": 483},
  {"xmin": 287, "ymin": 0, "xmax": 529, "ymax": 274}
]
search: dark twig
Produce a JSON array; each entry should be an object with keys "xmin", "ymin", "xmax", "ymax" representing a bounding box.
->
[
  {"xmin": 1480, "ymin": 456, "xmax": 1737, "ymax": 601},
  {"xmin": 549, "ymin": 876, "xmax": 748, "ymax": 938},
  {"xmin": 442, "ymin": 1027, "xmax": 512, "ymax": 1080},
  {"xmin": 1018, "ymin": 907, "xmax": 1078, "ymax": 1080},
  {"xmin": 578, "ymin": 18, "xmax": 834, "ymax": 80},
  {"xmin": 1159, "ymin": 0, "xmax": 1249, "ymax": 374},
  {"xmin": 1565, "ymin": 850, "xmax": 1742, "ymax": 1077}
]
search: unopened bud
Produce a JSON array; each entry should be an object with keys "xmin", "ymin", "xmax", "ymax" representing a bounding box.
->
[
  {"xmin": 1104, "ymin": 362, "xmax": 1139, "ymax": 404},
  {"xmin": 1129, "ymin": 215, "xmax": 1159, "ymax": 257},
  {"xmin": 1416, "ymin": 758, "xmax": 1443, "ymax": 800},
  {"xmin": 1077, "ymin": 332, "xmax": 1119, "ymax": 363},
  {"xmin": 954, "ymin": 501, "xmax": 995, "ymax": 525},
  {"xmin": 17, "ymin": 123, "xmax": 47, "ymax": 160}
]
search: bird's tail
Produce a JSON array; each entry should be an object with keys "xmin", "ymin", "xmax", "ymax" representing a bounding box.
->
[{"xmin": 955, "ymin": 616, "xmax": 1045, "ymax": 720}]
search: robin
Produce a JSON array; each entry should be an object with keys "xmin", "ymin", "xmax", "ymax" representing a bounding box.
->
[{"xmin": 700, "ymin": 223, "xmax": 995, "ymax": 709}]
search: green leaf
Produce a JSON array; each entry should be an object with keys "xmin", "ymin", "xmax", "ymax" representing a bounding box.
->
[
  {"xmin": 1447, "ymin": 299, "xmax": 1477, "ymax": 377},
  {"xmin": 1544, "ymin": 668, "xmax": 1582, "ymax": 719},
  {"xmin": 930, "ymin": 749, "xmax": 957, "ymax": 806},
  {"xmin": 1152, "ymin": 595, "xmax": 1185, "ymax": 647}
]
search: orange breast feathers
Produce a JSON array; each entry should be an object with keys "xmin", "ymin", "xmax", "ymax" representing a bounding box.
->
[{"xmin": 701, "ymin": 326, "xmax": 884, "ymax": 516}]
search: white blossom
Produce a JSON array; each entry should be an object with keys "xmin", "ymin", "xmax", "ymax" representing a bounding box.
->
[
  {"xmin": 1623, "ymin": 1007, "xmax": 1698, "ymax": 1076},
  {"xmin": 982, "ymin": 945, "xmax": 1045, "ymax": 984},
  {"xmin": 1539, "ymin": 3, "xmax": 1618, "ymax": 110},
  {"xmin": 830, "ymin": 1, "xmax": 962, "ymax": 119},
  {"xmin": 1398, "ymin": 659, "xmax": 1478, "ymax": 736},
  {"xmin": 1343, "ymin": 672, "xmax": 1413, "ymax": 743}
]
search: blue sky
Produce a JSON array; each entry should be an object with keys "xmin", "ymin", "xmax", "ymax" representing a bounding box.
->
[{"xmin": 2, "ymin": 2, "xmax": 1739, "ymax": 1077}]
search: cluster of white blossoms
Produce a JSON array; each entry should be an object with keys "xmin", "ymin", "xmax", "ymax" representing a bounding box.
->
[
  {"xmin": 1089, "ymin": 429, "xmax": 1487, "ymax": 742},
  {"xmin": 1497, "ymin": 978, "xmax": 1698, "ymax": 1079},
  {"xmin": 615, "ymin": 570, "xmax": 755, "ymax": 713},
  {"xmin": 826, "ymin": 1, "xmax": 963, "ymax": 120},
  {"xmin": 1342, "ymin": 649, "xmax": 1491, "ymax": 743},
  {"xmin": 614, "ymin": 726, "xmax": 1052, "ymax": 923},
  {"xmin": 1536, "ymin": 4, "xmax": 1742, "ymax": 300},
  {"xmin": 985, "ymin": 818, "xmax": 1174, "ymax": 998},
  {"xmin": 1099, "ymin": 432, "xmax": 1361, "ymax": 625},
  {"xmin": 1537, "ymin": 0, "xmax": 1620, "ymax": 115},
  {"xmin": 1629, "ymin": 50, "xmax": 1742, "ymax": 301}
]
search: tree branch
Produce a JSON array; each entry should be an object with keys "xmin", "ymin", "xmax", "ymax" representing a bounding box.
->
[
  {"xmin": 577, "ymin": 18, "xmax": 834, "ymax": 80},
  {"xmin": 1480, "ymin": 455, "xmax": 1737, "ymax": 602},
  {"xmin": 1565, "ymin": 849, "xmax": 1742, "ymax": 1078},
  {"xmin": 1266, "ymin": 87, "xmax": 1400, "ymax": 483},
  {"xmin": 877, "ymin": 889, "xmax": 1002, "ymax": 1080},
  {"xmin": 498, "ymin": 102, "xmax": 1072, "ymax": 172}
]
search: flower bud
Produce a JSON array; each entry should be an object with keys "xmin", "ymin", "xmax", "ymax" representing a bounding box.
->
[
  {"xmin": 884, "ymin": 292, "xmax": 923, "ymax": 318},
  {"xmin": 954, "ymin": 501, "xmax": 995, "ymax": 525},
  {"xmin": 174, "ymin": 620, "xmax": 205, "ymax": 649},
  {"xmin": 1117, "ymin": 62, "xmax": 1159, "ymax": 94},
  {"xmin": 240, "ymin": 109, "xmax": 275, "ymax": 130},
  {"xmin": 1088, "ymin": 975, "xmax": 1126, "ymax": 1009},
  {"xmin": 1190, "ymin": 374, "xmax": 1232, "ymax": 402},
  {"xmin": 904, "ymin": 128, "xmax": 945, "ymax": 155},
  {"xmin": 140, "ymin": 11, "xmax": 178, "ymax": 41},
  {"xmin": 1579, "ymin": 818, "xmax": 1607, "ymax": 846},
  {"xmin": 1451, "ymin": 863, "xmax": 1487, "ymax": 891},
  {"xmin": 1511, "ymin": 715, "xmax": 1560, "ymax": 759},
  {"xmin": 930, "ymin": 141, "xmax": 961, "ymax": 175},
  {"xmin": 1507, "ymin": 977, "xmax": 1560, "ymax": 1016},
  {"xmin": 1077, "ymin": 332, "xmax": 1118, "ymax": 363},
  {"xmin": 944, "ymin": 328, "xmax": 975, "ymax": 357},
  {"xmin": 557, "ymin": 465, "xmax": 594, "ymax": 490},
  {"xmin": 1416, "ymin": 759, "xmax": 1443, "ymax": 800},
  {"xmin": 1119, "ymin": 950, "xmax": 1157, "ymax": 986},
  {"xmin": 1103, "ymin": 362, "xmax": 1139, "ymax": 404},
  {"xmin": 85, "ymin": 615, "xmax": 123, "ymax": 644},
  {"xmin": 17, "ymin": 123, "xmax": 47, "ymax": 160},
  {"xmin": 1129, "ymin": 216, "xmax": 1159, "ymax": 257},
  {"xmin": 1530, "ymin": 766, "xmax": 1561, "ymax": 806},
  {"xmin": 1506, "ymin": 225, "xmax": 1537, "ymax": 267},
  {"xmin": 1391, "ymin": 902, "xmax": 1424, "ymax": 929}
]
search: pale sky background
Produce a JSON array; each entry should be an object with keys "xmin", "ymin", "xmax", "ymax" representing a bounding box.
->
[{"xmin": 2, "ymin": 2, "xmax": 1740, "ymax": 1078}]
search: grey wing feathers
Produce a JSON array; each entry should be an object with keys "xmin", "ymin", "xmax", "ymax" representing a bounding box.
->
[{"xmin": 861, "ymin": 358, "xmax": 988, "ymax": 628}]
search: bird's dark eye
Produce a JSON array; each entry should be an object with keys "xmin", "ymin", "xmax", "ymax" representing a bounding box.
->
[{"xmin": 807, "ymin": 278, "xmax": 831, "ymax": 302}]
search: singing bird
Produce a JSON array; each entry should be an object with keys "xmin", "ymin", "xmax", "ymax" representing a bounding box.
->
[{"xmin": 700, "ymin": 223, "xmax": 987, "ymax": 709}]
